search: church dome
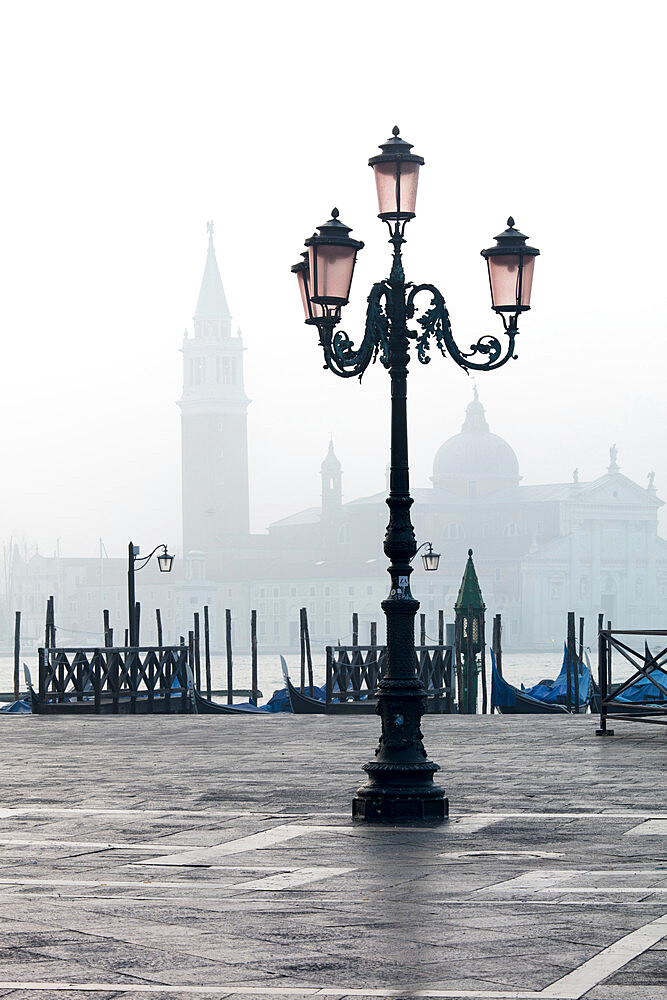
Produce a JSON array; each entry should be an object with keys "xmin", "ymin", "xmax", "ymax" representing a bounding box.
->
[{"xmin": 432, "ymin": 391, "xmax": 519, "ymax": 495}]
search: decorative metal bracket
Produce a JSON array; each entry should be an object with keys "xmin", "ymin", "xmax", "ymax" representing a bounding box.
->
[
  {"xmin": 313, "ymin": 279, "xmax": 519, "ymax": 379},
  {"xmin": 315, "ymin": 282, "xmax": 391, "ymax": 380},
  {"xmin": 406, "ymin": 284, "xmax": 519, "ymax": 372}
]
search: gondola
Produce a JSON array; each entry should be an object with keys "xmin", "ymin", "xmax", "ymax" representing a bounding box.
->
[
  {"xmin": 490, "ymin": 648, "xmax": 589, "ymax": 715},
  {"xmin": 192, "ymin": 686, "xmax": 268, "ymax": 714},
  {"xmin": 282, "ymin": 657, "xmax": 375, "ymax": 715}
]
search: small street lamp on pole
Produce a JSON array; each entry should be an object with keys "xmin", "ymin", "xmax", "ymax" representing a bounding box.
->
[
  {"xmin": 292, "ymin": 127, "xmax": 539, "ymax": 823},
  {"xmin": 127, "ymin": 541, "xmax": 174, "ymax": 647}
]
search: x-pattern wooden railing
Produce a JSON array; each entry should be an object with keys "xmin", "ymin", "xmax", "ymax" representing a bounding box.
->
[
  {"xmin": 38, "ymin": 646, "xmax": 189, "ymax": 714},
  {"xmin": 325, "ymin": 644, "xmax": 453, "ymax": 713}
]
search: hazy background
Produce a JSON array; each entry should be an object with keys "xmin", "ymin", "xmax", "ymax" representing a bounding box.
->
[{"xmin": 1, "ymin": 0, "xmax": 665, "ymax": 560}]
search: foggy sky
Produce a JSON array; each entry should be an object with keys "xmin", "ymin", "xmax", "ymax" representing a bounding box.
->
[{"xmin": 0, "ymin": 0, "xmax": 665, "ymax": 559}]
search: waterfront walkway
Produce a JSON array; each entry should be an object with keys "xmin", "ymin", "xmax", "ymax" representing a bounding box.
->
[{"xmin": 0, "ymin": 714, "xmax": 664, "ymax": 999}]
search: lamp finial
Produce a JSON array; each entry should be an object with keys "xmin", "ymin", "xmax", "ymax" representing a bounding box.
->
[
  {"xmin": 392, "ymin": 125, "xmax": 400, "ymax": 136},
  {"xmin": 507, "ymin": 216, "xmax": 515, "ymax": 228}
]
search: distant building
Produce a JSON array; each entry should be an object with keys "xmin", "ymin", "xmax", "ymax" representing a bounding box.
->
[{"xmin": 5, "ymin": 231, "xmax": 667, "ymax": 653}]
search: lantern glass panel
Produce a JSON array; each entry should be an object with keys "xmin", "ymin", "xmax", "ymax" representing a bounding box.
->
[
  {"xmin": 309, "ymin": 244, "xmax": 356, "ymax": 304},
  {"xmin": 158, "ymin": 552, "xmax": 174, "ymax": 573},
  {"xmin": 422, "ymin": 549, "xmax": 440, "ymax": 572},
  {"xmin": 373, "ymin": 160, "xmax": 420, "ymax": 217},
  {"xmin": 488, "ymin": 254, "xmax": 535, "ymax": 311},
  {"xmin": 296, "ymin": 268, "xmax": 322, "ymax": 320}
]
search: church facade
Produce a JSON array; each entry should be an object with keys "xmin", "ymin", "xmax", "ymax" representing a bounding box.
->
[{"xmin": 5, "ymin": 230, "xmax": 667, "ymax": 653}]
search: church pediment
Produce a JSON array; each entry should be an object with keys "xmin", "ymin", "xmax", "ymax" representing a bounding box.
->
[{"xmin": 582, "ymin": 473, "xmax": 662, "ymax": 508}]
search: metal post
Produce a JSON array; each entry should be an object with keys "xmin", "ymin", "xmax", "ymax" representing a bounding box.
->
[{"xmin": 596, "ymin": 619, "xmax": 614, "ymax": 736}]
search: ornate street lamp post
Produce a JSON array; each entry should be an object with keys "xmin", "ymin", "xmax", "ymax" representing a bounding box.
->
[
  {"xmin": 127, "ymin": 541, "xmax": 174, "ymax": 647},
  {"xmin": 292, "ymin": 127, "xmax": 539, "ymax": 822}
]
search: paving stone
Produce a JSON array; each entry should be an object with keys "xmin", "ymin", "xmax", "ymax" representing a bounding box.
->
[{"xmin": 0, "ymin": 715, "xmax": 663, "ymax": 997}]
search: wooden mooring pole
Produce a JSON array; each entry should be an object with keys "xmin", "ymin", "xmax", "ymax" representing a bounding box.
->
[
  {"xmin": 193, "ymin": 612, "xmax": 201, "ymax": 690},
  {"xmin": 13, "ymin": 610, "xmax": 20, "ymax": 701},
  {"xmin": 438, "ymin": 610, "xmax": 444, "ymax": 646},
  {"xmin": 225, "ymin": 609, "xmax": 233, "ymax": 705},
  {"xmin": 156, "ymin": 608, "xmax": 163, "ymax": 648},
  {"xmin": 103, "ymin": 609, "xmax": 111, "ymax": 647},
  {"xmin": 250, "ymin": 609, "xmax": 258, "ymax": 705},
  {"xmin": 300, "ymin": 607, "xmax": 306, "ymax": 691},
  {"xmin": 566, "ymin": 611, "xmax": 575, "ymax": 712},
  {"xmin": 352, "ymin": 612, "xmax": 359, "ymax": 647},
  {"xmin": 303, "ymin": 607, "xmax": 314, "ymax": 697},
  {"xmin": 480, "ymin": 612, "xmax": 487, "ymax": 715},
  {"xmin": 204, "ymin": 605, "xmax": 212, "ymax": 700},
  {"xmin": 420, "ymin": 613, "xmax": 426, "ymax": 646},
  {"xmin": 492, "ymin": 614, "xmax": 503, "ymax": 678}
]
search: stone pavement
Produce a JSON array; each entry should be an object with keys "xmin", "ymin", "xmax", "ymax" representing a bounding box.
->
[{"xmin": 0, "ymin": 713, "xmax": 664, "ymax": 999}]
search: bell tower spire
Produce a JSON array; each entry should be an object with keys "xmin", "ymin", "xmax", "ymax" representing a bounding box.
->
[{"xmin": 179, "ymin": 223, "xmax": 250, "ymax": 554}]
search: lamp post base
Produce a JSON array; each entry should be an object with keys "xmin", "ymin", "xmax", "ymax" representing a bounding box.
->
[{"xmin": 352, "ymin": 767, "xmax": 448, "ymax": 823}]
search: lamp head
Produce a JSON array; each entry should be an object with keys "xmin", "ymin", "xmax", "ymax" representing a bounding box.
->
[
  {"xmin": 481, "ymin": 217, "xmax": 540, "ymax": 314},
  {"xmin": 368, "ymin": 126, "xmax": 425, "ymax": 222}
]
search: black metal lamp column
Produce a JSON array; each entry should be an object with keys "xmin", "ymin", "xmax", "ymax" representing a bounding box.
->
[
  {"xmin": 292, "ymin": 127, "xmax": 539, "ymax": 822},
  {"xmin": 127, "ymin": 542, "xmax": 174, "ymax": 647}
]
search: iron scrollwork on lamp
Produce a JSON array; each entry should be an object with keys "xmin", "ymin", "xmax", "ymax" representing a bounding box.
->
[{"xmin": 292, "ymin": 127, "xmax": 539, "ymax": 823}]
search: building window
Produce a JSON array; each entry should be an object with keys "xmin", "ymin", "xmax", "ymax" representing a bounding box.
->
[
  {"xmin": 222, "ymin": 358, "xmax": 232, "ymax": 384},
  {"xmin": 259, "ymin": 621, "xmax": 266, "ymax": 636},
  {"xmin": 324, "ymin": 586, "xmax": 330, "ymax": 596},
  {"xmin": 325, "ymin": 601, "xmax": 331, "ymax": 613},
  {"xmin": 309, "ymin": 587, "xmax": 315, "ymax": 596},
  {"xmin": 503, "ymin": 523, "xmax": 519, "ymax": 537},
  {"xmin": 273, "ymin": 621, "xmax": 280, "ymax": 636},
  {"xmin": 348, "ymin": 587, "xmax": 354, "ymax": 596}
]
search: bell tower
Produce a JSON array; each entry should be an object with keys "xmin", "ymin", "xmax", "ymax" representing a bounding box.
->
[{"xmin": 179, "ymin": 222, "xmax": 250, "ymax": 554}]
